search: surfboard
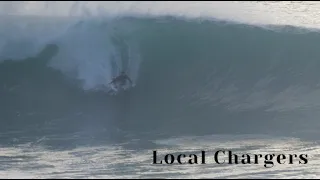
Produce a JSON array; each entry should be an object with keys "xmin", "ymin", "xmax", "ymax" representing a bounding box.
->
[{"xmin": 107, "ymin": 81, "xmax": 133, "ymax": 96}]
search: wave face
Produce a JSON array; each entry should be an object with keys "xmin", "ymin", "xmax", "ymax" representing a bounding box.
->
[{"xmin": 1, "ymin": 2, "xmax": 320, "ymax": 138}]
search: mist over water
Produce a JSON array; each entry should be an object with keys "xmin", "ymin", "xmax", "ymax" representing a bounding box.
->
[{"xmin": 1, "ymin": 1, "xmax": 320, "ymax": 178}]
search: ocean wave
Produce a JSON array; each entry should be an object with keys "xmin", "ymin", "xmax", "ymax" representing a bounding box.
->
[{"xmin": 1, "ymin": 2, "xmax": 320, "ymax": 136}]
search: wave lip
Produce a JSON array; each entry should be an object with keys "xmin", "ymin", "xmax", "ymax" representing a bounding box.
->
[{"xmin": 1, "ymin": 1, "xmax": 320, "ymax": 28}]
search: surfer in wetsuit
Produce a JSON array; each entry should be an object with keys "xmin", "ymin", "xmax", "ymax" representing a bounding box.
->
[{"xmin": 109, "ymin": 71, "xmax": 133, "ymax": 90}]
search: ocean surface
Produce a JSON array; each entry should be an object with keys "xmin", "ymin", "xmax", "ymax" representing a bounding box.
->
[{"xmin": 1, "ymin": 1, "xmax": 320, "ymax": 178}]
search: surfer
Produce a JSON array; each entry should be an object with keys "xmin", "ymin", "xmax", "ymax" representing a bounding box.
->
[{"xmin": 109, "ymin": 71, "xmax": 133, "ymax": 91}]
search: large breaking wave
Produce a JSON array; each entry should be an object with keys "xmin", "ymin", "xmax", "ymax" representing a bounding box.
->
[{"xmin": 1, "ymin": 2, "xmax": 320, "ymax": 138}]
